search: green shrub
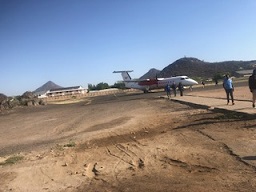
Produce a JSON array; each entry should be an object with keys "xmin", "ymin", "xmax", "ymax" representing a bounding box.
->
[{"xmin": 0, "ymin": 156, "xmax": 24, "ymax": 166}]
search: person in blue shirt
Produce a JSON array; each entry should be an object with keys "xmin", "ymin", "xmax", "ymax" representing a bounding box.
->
[
  {"xmin": 165, "ymin": 84, "xmax": 171, "ymax": 99},
  {"xmin": 223, "ymin": 74, "xmax": 234, "ymax": 105}
]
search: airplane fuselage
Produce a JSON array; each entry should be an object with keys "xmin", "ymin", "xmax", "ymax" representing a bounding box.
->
[
  {"xmin": 125, "ymin": 76, "xmax": 198, "ymax": 92},
  {"xmin": 113, "ymin": 71, "xmax": 198, "ymax": 92}
]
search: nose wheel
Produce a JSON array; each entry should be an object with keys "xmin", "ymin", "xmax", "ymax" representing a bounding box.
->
[{"xmin": 143, "ymin": 86, "xmax": 150, "ymax": 93}]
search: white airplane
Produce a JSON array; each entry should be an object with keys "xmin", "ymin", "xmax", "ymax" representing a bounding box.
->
[{"xmin": 113, "ymin": 70, "xmax": 198, "ymax": 93}]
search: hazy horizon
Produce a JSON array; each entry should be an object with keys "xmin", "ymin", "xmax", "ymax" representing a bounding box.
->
[{"xmin": 1, "ymin": 0, "xmax": 256, "ymax": 96}]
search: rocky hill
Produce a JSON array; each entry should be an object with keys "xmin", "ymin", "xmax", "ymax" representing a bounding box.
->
[
  {"xmin": 139, "ymin": 68, "xmax": 161, "ymax": 79},
  {"xmin": 143, "ymin": 57, "xmax": 256, "ymax": 79},
  {"xmin": 34, "ymin": 81, "xmax": 62, "ymax": 94}
]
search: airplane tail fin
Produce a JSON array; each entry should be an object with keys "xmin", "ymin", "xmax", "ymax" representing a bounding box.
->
[{"xmin": 113, "ymin": 70, "xmax": 133, "ymax": 81}]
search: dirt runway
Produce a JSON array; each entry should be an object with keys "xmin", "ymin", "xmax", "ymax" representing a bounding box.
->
[{"xmin": 1, "ymin": 87, "xmax": 256, "ymax": 192}]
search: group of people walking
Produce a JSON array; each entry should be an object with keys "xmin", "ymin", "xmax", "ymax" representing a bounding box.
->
[
  {"xmin": 165, "ymin": 82, "xmax": 184, "ymax": 99},
  {"xmin": 218, "ymin": 69, "xmax": 256, "ymax": 108},
  {"xmin": 165, "ymin": 69, "xmax": 256, "ymax": 108}
]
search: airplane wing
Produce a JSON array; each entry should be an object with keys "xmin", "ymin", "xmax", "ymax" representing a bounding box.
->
[
  {"xmin": 113, "ymin": 70, "xmax": 133, "ymax": 73},
  {"xmin": 113, "ymin": 70, "xmax": 158, "ymax": 85}
]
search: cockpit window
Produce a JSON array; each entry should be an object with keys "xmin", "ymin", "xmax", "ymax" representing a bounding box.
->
[{"xmin": 180, "ymin": 78, "xmax": 185, "ymax": 80}]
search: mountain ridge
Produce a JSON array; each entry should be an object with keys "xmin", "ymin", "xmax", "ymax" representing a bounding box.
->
[
  {"xmin": 140, "ymin": 57, "xmax": 256, "ymax": 79},
  {"xmin": 33, "ymin": 57, "xmax": 256, "ymax": 93},
  {"xmin": 139, "ymin": 68, "xmax": 161, "ymax": 79},
  {"xmin": 34, "ymin": 81, "xmax": 62, "ymax": 94}
]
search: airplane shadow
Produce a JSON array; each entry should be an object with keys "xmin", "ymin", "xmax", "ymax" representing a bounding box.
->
[{"xmin": 242, "ymin": 156, "xmax": 256, "ymax": 160}]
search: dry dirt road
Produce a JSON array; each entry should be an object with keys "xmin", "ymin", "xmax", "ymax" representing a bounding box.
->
[{"xmin": 1, "ymin": 85, "xmax": 256, "ymax": 192}]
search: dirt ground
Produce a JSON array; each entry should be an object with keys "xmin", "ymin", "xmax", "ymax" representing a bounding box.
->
[{"xmin": 1, "ymin": 83, "xmax": 256, "ymax": 192}]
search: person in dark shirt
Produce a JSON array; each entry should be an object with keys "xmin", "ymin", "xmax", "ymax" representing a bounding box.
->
[
  {"xmin": 171, "ymin": 82, "xmax": 177, "ymax": 97},
  {"xmin": 178, "ymin": 82, "xmax": 184, "ymax": 96},
  {"xmin": 201, "ymin": 81, "xmax": 205, "ymax": 88},
  {"xmin": 248, "ymin": 69, "xmax": 256, "ymax": 108}
]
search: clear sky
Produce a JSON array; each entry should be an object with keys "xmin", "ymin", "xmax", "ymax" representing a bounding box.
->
[{"xmin": 1, "ymin": 0, "xmax": 256, "ymax": 96}]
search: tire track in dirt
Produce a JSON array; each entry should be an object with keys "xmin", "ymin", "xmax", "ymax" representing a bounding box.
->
[
  {"xmin": 179, "ymin": 117, "xmax": 256, "ymax": 173},
  {"xmin": 2, "ymin": 90, "xmax": 256, "ymax": 192},
  {"xmin": 194, "ymin": 125, "xmax": 256, "ymax": 171},
  {"xmin": 160, "ymin": 156, "xmax": 218, "ymax": 173}
]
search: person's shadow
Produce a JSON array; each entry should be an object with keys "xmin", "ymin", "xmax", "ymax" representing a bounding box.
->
[{"xmin": 242, "ymin": 156, "xmax": 256, "ymax": 160}]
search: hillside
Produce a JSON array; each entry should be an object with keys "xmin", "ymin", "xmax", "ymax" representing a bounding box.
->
[
  {"xmin": 139, "ymin": 68, "xmax": 161, "ymax": 79},
  {"xmin": 157, "ymin": 57, "xmax": 256, "ymax": 79},
  {"xmin": 34, "ymin": 81, "xmax": 62, "ymax": 94}
]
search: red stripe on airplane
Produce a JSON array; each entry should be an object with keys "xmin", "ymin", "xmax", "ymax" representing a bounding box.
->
[{"xmin": 138, "ymin": 79, "xmax": 158, "ymax": 86}]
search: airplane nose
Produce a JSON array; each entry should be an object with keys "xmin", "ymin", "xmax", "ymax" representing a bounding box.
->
[{"xmin": 189, "ymin": 79, "xmax": 198, "ymax": 85}]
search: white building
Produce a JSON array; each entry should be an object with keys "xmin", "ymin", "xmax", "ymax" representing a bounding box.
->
[{"xmin": 46, "ymin": 86, "xmax": 86, "ymax": 97}]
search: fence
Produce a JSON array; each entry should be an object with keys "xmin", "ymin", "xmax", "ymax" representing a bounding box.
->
[{"xmin": 44, "ymin": 89, "xmax": 136, "ymax": 101}]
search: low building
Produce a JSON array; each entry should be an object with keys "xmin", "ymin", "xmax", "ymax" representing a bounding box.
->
[
  {"xmin": 46, "ymin": 86, "xmax": 86, "ymax": 97},
  {"xmin": 236, "ymin": 69, "xmax": 253, "ymax": 77}
]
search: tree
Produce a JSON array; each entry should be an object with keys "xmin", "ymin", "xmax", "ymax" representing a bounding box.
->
[
  {"xmin": 88, "ymin": 82, "xmax": 109, "ymax": 90},
  {"xmin": 96, "ymin": 82, "xmax": 109, "ymax": 90},
  {"xmin": 88, "ymin": 84, "xmax": 96, "ymax": 91},
  {"xmin": 212, "ymin": 73, "xmax": 224, "ymax": 85},
  {"xmin": 111, "ymin": 82, "xmax": 126, "ymax": 89}
]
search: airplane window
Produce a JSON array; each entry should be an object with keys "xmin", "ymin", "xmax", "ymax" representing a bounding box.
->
[{"xmin": 180, "ymin": 78, "xmax": 185, "ymax": 80}]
